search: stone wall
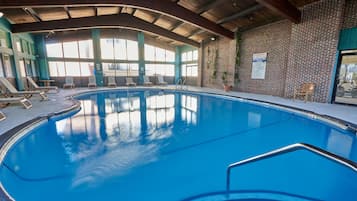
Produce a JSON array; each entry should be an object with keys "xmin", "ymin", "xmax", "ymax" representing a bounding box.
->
[{"xmin": 237, "ymin": 20, "xmax": 291, "ymax": 96}]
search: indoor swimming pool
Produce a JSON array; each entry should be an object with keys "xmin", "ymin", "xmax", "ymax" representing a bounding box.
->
[{"xmin": 0, "ymin": 89, "xmax": 356, "ymax": 201}]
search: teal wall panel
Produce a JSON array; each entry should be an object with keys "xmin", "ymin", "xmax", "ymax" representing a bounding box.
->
[{"xmin": 338, "ymin": 28, "xmax": 357, "ymax": 50}]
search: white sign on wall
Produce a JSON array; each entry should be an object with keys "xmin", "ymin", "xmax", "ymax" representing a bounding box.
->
[{"xmin": 251, "ymin": 52, "xmax": 267, "ymax": 79}]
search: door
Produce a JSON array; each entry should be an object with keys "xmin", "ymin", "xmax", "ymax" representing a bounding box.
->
[{"xmin": 333, "ymin": 50, "xmax": 357, "ymax": 105}]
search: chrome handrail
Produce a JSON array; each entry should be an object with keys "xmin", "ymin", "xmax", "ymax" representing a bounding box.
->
[
  {"xmin": 226, "ymin": 143, "xmax": 357, "ymax": 191},
  {"xmin": 175, "ymin": 78, "xmax": 187, "ymax": 90}
]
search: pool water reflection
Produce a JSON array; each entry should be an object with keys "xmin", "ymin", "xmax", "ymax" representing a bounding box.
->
[{"xmin": 1, "ymin": 90, "xmax": 357, "ymax": 201}]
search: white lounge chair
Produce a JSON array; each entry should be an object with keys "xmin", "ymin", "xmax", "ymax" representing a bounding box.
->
[
  {"xmin": 0, "ymin": 111, "xmax": 5, "ymax": 121},
  {"xmin": 126, "ymin": 77, "xmax": 136, "ymax": 86},
  {"xmin": 144, "ymin": 76, "xmax": 153, "ymax": 86},
  {"xmin": 107, "ymin": 76, "xmax": 117, "ymax": 87},
  {"xmin": 26, "ymin": 76, "xmax": 58, "ymax": 93},
  {"xmin": 63, "ymin": 77, "xmax": 75, "ymax": 89},
  {"xmin": 157, "ymin": 75, "xmax": 167, "ymax": 85},
  {"xmin": 0, "ymin": 77, "xmax": 48, "ymax": 101},
  {"xmin": 0, "ymin": 97, "xmax": 32, "ymax": 109},
  {"xmin": 88, "ymin": 76, "xmax": 97, "ymax": 88}
]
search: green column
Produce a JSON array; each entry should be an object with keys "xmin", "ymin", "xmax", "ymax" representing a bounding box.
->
[
  {"xmin": 35, "ymin": 34, "xmax": 50, "ymax": 80},
  {"xmin": 175, "ymin": 47, "xmax": 181, "ymax": 83},
  {"xmin": 92, "ymin": 29, "xmax": 103, "ymax": 86},
  {"xmin": 138, "ymin": 32, "xmax": 145, "ymax": 85},
  {"xmin": 9, "ymin": 34, "xmax": 24, "ymax": 90}
]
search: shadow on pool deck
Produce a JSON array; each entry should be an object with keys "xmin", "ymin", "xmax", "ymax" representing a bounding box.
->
[{"xmin": 0, "ymin": 85, "xmax": 357, "ymax": 136}]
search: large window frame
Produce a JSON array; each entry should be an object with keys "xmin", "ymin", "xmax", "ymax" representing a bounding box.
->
[
  {"xmin": 144, "ymin": 44, "xmax": 175, "ymax": 76},
  {"xmin": 181, "ymin": 49, "xmax": 198, "ymax": 77},
  {"xmin": 46, "ymin": 39, "xmax": 94, "ymax": 77},
  {"xmin": 100, "ymin": 38, "xmax": 139, "ymax": 77}
]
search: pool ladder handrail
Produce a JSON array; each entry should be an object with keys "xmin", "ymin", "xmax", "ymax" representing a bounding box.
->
[
  {"xmin": 226, "ymin": 143, "xmax": 357, "ymax": 192},
  {"xmin": 175, "ymin": 77, "xmax": 187, "ymax": 90}
]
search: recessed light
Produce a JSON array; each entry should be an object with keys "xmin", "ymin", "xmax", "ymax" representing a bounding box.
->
[
  {"xmin": 0, "ymin": 12, "xmax": 3, "ymax": 18},
  {"xmin": 210, "ymin": 37, "xmax": 216, "ymax": 41}
]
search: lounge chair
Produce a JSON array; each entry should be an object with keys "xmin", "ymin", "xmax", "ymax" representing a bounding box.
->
[
  {"xmin": 144, "ymin": 76, "xmax": 153, "ymax": 86},
  {"xmin": 63, "ymin": 77, "xmax": 75, "ymax": 89},
  {"xmin": 0, "ymin": 111, "xmax": 5, "ymax": 121},
  {"xmin": 26, "ymin": 76, "xmax": 58, "ymax": 93},
  {"xmin": 107, "ymin": 76, "xmax": 117, "ymax": 87},
  {"xmin": 126, "ymin": 77, "xmax": 136, "ymax": 86},
  {"xmin": 157, "ymin": 75, "xmax": 167, "ymax": 85},
  {"xmin": 0, "ymin": 97, "xmax": 32, "ymax": 109},
  {"xmin": 0, "ymin": 77, "xmax": 48, "ymax": 101},
  {"xmin": 293, "ymin": 83, "xmax": 315, "ymax": 102},
  {"xmin": 88, "ymin": 76, "xmax": 97, "ymax": 88}
]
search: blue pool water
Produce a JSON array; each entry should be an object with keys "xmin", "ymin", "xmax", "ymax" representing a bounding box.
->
[{"xmin": 1, "ymin": 90, "xmax": 357, "ymax": 201}]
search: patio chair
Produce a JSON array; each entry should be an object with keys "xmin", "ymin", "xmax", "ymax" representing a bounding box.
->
[
  {"xmin": 107, "ymin": 76, "xmax": 117, "ymax": 87},
  {"xmin": 293, "ymin": 83, "xmax": 315, "ymax": 102},
  {"xmin": 157, "ymin": 75, "xmax": 167, "ymax": 85},
  {"xmin": 126, "ymin": 77, "xmax": 136, "ymax": 86},
  {"xmin": 63, "ymin": 77, "xmax": 75, "ymax": 89},
  {"xmin": 88, "ymin": 76, "xmax": 97, "ymax": 88},
  {"xmin": 0, "ymin": 110, "xmax": 5, "ymax": 121},
  {"xmin": 0, "ymin": 97, "xmax": 32, "ymax": 109},
  {"xmin": 0, "ymin": 77, "xmax": 48, "ymax": 101},
  {"xmin": 26, "ymin": 76, "xmax": 58, "ymax": 93},
  {"xmin": 143, "ymin": 76, "xmax": 153, "ymax": 86}
]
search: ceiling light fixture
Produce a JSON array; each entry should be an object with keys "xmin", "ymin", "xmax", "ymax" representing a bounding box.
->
[
  {"xmin": 0, "ymin": 12, "xmax": 3, "ymax": 18},
  {"xmin": 210, "ymin": 37, "xmax": 216, "ymax": 41}
]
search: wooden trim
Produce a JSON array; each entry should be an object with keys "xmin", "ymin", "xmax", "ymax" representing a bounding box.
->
[
  {"xmin": 256, "ymin": 0, "xmax": 301, "ymax": 23},
  {"xmin": 0, "ymin": 0, "xmax": 234, "ymax": 38},
  {"xmin": 12, "ymin": 14, "xmax": 200, "ymax": 47}
]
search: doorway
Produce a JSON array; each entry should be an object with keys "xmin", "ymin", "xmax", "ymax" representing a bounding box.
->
[{"xmin": 333, "ymin": 50, "xmax": 357, "ymax": 105}]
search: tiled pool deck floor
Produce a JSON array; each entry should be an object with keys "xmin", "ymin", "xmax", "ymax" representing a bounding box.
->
[{"xmin": 1, "ymin": 86, "xmax": 357, "ymax": 136}]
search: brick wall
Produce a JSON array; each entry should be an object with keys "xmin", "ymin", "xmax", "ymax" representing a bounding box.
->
[
  {"xmin": 202, "ymin": 37, "xmax": 235, "ymax": 89},
  {"xmin": 237, "ymin": 20, "xmax": 291, "ymax": 96},
  {"xmin": 342, "ymin": 0, "xmax": 357, "ymax": 29},
  {"xmin": 284, "ymin": 0, "xmax": 344, "ymax": 102}
]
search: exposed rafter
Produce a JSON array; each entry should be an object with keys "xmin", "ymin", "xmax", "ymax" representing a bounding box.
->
[
  {"xmin": 64, "ymin": 7, "xmax": 71, "ymax": 19},
  {"xmin": 151, "ymin": 14, "xmax": 162, "ymax": 24},
  {"xmin": 217, "ymin": 4, "xmax": 263, "ymax": 24},
  {"xmin": 94, "ymin": 7, "xmax": 98, "ymax": 16},
  {"xmin": 131, "ymin": 8, "xmax": 137, "ymax": 15},
  {"xmin": 12, "ymin": 13, "xmax": 200, "ymax": 47},
  {"xmin": 196, "ymin": 0, "xmax": 225, "ymax": 15},
  {"xmin": 23, "ymin": 8, "xmax": 42, "ymax": 22},
  {"xmin": 186, "ymin": 29, "xmax": 202, "ymax": 38},
  {"xmin": 118, "ymin": 6, "xmax": 123, "ymax": 14},
  {"xmin": 170, "ymin": 21, "xmax": 184, "ymax": 31},
  {"xmin": 0, "ymin": 0, "xmax": 234, "ymax": 39},
  {"xmin": 255, "ymin": 0, "xmax": 301, "ymax": 23}
]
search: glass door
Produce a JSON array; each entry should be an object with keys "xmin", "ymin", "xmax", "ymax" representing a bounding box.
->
[{"xmin": 334, "ymin": 50, "xmax": 357, "ymax": 105}]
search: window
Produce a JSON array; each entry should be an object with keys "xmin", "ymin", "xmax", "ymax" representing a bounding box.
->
[
  {"xmin": 46, "ymin": 43, "xmax": 63, "ymax": 58},
  {"xmin": 2, "ymin": 54, "xmax": 13, "ymax": 77},
  {"xmin": 103, "ymin": 63, "xmax": 138, "ymax": 76},
  {"xmin": 181, "ymin": 50, "xmax": 198, "ymax": 77},
  {"xmin": 144, "ymin": 45, "xmax": 175, "ymax": 62},
  {"xmin": 146, "ymin": 64, "xmax": 174, "ymax": 76},
  {"xmin": 18, "ymin": 60, "xmax": 26, "ymax": 77},
  {"xmin": 0, "ymin": 57, "xmax": 4, "ymax": 77},
  {"xmin": 100, "ymin": 38, "xmax": 138, "ymax": 61},
  {"xmin": 182, "ymin": 63, "xmax": 198, "ymax": 77},
  {"xmin": 63, "ymin": 41, "xmax": 79, "ymax": 58},
  {"xmin": 16, "ymin": 40, "xmax": 22, "ymax": 52},
  {"xmin": 49, "ymin": 61, "xmax": 93, "ymax": 77},
  {"xmin": 78, "ymin": 40, "xmax": 94, "ymax": 59}
]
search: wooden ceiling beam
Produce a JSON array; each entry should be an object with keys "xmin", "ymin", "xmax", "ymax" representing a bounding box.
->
[
  {"xmin": 12, "ymin": 13, "xmax": 200, "ymax": 47},
  {"xmin": 217, "ymin": 4, "xmax": 263, "ymax": 24},
  {"xmin": 186, "ymin": 29, "xmax": 202, "ymax": 38},
  {"xmin": 170, "ymin": 21, "xmax": 184, "ymax": 31},
  {"xmin": 151, "ymin": 14, "xmax": 162, "ymax": 24},
  {"xmin": 0, "ymin": 0, "xmax": 234, "ymax": 39},
  {"xmin": 255, "ymin": 0, "xmax": 301, "ymax": 23},
  {"xmin": 118, "ymin": 7, "xmax": 123, "ymax": 14}
]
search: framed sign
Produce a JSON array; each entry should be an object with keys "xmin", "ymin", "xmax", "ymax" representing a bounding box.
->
[{"xmin": 251, "ymin": 53, "xmax": 267, "ymax": 79}]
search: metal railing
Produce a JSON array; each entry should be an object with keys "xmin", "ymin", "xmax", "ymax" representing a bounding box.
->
[
  {"xmin": 175, "ymin": 78, "xmax": 187, "ymax": 90},
  {"xmin": 226, "ymin": 143, "xmax": 357, "ymax": 191}
]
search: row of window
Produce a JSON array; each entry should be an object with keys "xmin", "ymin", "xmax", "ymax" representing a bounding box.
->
[{"xmin": 46, "ymin": 40, "xmax": 94, "ymax": 59}]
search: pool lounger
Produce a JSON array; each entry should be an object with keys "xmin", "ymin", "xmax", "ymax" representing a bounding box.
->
[
  {"xmin": 0, "ymin": 111, "xmax": 5, "ymax": 121},
  {"xmin": 0, "ymin": 77, "xmax": 48, "ymax": 101},
  {"xmin": 0, "ymin": 97, "xmax": 33, "ymax": 109}
]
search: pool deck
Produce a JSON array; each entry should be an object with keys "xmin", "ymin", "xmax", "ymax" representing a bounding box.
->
[{"xmin": 1, "ymin": 85, "xmax": 357, "ymax": 136}]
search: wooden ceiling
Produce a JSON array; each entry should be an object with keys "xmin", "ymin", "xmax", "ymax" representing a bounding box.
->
[{"xmin": 0, "ymin": 0, "xmax": 319, "ymax": 47}]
